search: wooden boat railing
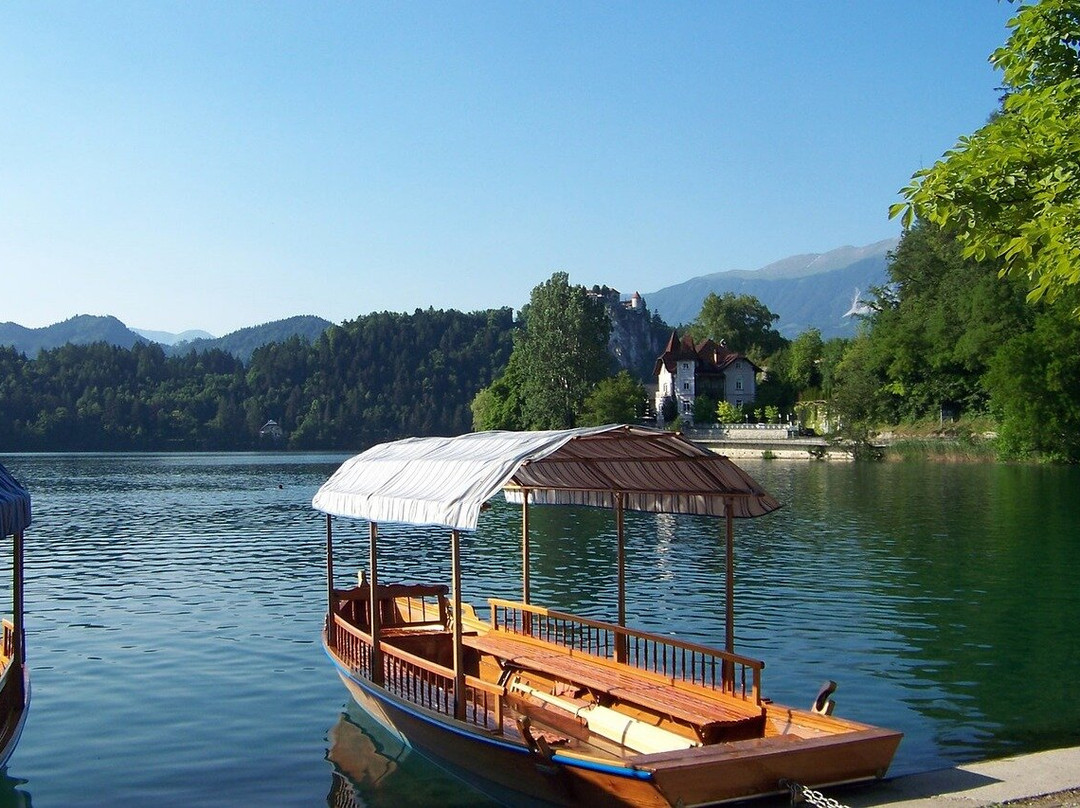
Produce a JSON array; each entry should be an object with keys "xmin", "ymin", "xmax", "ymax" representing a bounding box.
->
[
  {"xmin": 332, "ymin": 584, "xmax": 449, "ymax": 630},
  {"xmin": 488, "ymin": 599, "xmax": 763, "ymax": 703},
  {"xmin": 328, "ymin": 615, "xmax": 505, "ymax": 733},
  {"xmin": 1, "ymin": 620, "xmax": 13, "ymax": 663}
]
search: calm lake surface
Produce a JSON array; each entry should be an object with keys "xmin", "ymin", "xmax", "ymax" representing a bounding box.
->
[{"xmin": 0, "ymin": 452, "xmax": 1077, "ymax": 807}]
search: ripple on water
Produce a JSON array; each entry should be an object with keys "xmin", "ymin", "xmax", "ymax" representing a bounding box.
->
[{"xmin": 1, "ymin": 452, "xmax": 1078, "ymax": 804}]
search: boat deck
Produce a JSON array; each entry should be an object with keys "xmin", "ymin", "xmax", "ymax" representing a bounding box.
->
[{"xmin": 463, "ymin": 629, "xmax": 766, "ymax": 743}]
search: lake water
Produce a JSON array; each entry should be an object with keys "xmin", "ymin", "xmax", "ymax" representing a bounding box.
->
[{"xmin": 1, "ymin": 452, "xmax": 1078, "ymax": 807}]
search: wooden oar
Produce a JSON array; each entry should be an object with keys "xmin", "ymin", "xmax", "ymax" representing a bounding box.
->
[{"xmin": 509, "ymin": 679, "xmax": 698, "ymax": 755}]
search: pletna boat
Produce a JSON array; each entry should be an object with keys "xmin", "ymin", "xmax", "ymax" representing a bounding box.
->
[
  {"xmin": 313, "ymin": 425, "xmax": 901, "ymax": 806},
  {"xmin": 0, "ymin": 462, "xmax": 30, "ymax": 767}
]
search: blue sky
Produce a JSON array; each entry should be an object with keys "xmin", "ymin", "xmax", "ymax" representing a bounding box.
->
[{"xmin": 3, "ymin": 2, "xmax": 1018, "ymax": 336}]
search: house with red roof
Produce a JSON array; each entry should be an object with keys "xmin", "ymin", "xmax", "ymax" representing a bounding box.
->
[{"xmin": 653, "ymin": 330, "xmax": 760, "ymax": 425}]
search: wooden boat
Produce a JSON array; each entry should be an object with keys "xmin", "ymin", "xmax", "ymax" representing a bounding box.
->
[
  {"xmin": 313, "ymin": 425, "xmax": 901, "ymax": 806},
  {"xmin": 0, "ymin": 463, "xmax": 30, "ymax": 767}
]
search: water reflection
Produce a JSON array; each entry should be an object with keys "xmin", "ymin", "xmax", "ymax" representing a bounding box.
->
[
  {"xmin": 325, "ymin": 702, "xmax": 409, "ymax": 808},
  {"xmin": 0, "ymin": 771, "xmax": 30, "ymax": 808},
  {"xmin": 325, "ymin": 700, "xmax": 499, "ymax": 808}
]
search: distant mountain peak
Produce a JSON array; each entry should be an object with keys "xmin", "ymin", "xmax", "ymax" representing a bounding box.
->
[
  {"xmin": 644, "ymin": 238, "xmax": 898, "ymax": 339},
  {"xmin": 0, "ymin": 314, "xmax": 147, "ymax": 355},
  {"xmin": 133, "ymin": 327, "xmax": 216, "ymax": 345}
]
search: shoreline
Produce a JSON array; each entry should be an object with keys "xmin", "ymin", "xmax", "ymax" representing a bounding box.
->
[
  {"xmin": 690, "ymin": 436, "xmax": 855, "ymax": 461},
  {"xmin": 852, "ymin": 746, "xmax": 1080, "ymax": 808}
]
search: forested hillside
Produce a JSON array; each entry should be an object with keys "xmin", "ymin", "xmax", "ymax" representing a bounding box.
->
[
  {"xmin": 0, "ymin": 314, "xmax": 147, "ymax": 354},
  {"xmin": 166, "ymin": 315, "xmax": 333, "ymax": 361},
  {"xmin": 0, "ymin": 308, "xmax": 515, "ymax": 451}
]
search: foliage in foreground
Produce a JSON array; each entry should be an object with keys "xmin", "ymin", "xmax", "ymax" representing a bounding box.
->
[{"xmin": 891, "ymin": 0, "xmax": 1080, "ymax": 309}]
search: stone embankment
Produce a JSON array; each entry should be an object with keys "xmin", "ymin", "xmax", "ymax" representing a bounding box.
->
[{"xmin": 683, "ymin": 424, "xmax": 850, "ymax": 460}]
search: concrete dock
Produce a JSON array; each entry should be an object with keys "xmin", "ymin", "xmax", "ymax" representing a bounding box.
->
[{"xmin": 820, "ymin": 747, "xmax": 1080, "ymax": 808}]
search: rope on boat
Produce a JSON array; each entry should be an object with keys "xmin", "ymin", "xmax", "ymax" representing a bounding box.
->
[{"xmin": 780, "ymin": 779, "xmax": 851, "ymax": 808}]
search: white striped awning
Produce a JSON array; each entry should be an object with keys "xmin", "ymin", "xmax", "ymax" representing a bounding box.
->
[
  {"xmin": 313, "ymin": 425, "xmax": 780, "ymax": 531},
  {"xmin": 0, "ymin": 463, "xmax": 31, "ymax": 537}
]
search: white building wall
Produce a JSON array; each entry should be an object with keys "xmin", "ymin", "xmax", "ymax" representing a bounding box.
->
[
  {"xmin": 676, "ymin": 360, "xmax": 696, "ymax": 419},
  {"xmin": 725, "ymin": 360, "xmax": 756, "ymax": 408},
  {"xmin": 656, "ymin": 357, "xmax": 759, "ymax": 424},
  {"xmin": 655, "ymin": 360, "xmax": 698, "ymax": 423}
]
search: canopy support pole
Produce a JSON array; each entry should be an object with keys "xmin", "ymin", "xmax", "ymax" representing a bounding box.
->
[
  {"xmin": 723, "ymin": 499, "xmax": 735, "ymax": 689},
  {"xmin": 521, "ymin": 489, "xmax": 531, "ymax": 605},
  {"xmin": 451, "ymin": 529, "xmax": 466, "ymax": 720},
  {"xmin": 325, "ymin": 515, "xmax": 335, "ymax": 648},
  {"xmin": 369, "ymin": 522, "xmax": 383, "ymax": 686},
  {"xmin": 616, "ymin": 492, "xmax": 627, "ymax": 663},
  {"xmin": 725, "ymin": 499, "xmax": 735, "ymax": 655}
]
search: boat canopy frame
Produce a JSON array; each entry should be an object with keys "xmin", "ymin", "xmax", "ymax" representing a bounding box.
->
[
  {"xmin": 314, "ymin": 424, "xmax": 780, "ymax": 714},
  {"xmin": 313, "ymin": 424, "xmax": 780, "ymax": 530}
]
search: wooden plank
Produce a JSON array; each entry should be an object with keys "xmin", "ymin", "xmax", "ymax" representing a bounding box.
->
[
  {"xmin": 333, "ymin": 583, "xmax": 449, "ymax": 601},
  {"xmin": 463, "ymin": 631, "xmax": 763, "ymax": 733}
]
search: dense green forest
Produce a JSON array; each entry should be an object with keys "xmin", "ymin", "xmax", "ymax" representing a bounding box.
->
[
  {"xmin": 0, "ymin": 308, "xmax": 514, "ymax": 451},
  {"xmin": 4, "ymin": 244, "xmax": 1080, "ymax": 460}
]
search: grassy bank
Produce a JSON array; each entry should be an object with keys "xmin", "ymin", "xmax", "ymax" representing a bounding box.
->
[
  {"xmin": 882, "ymin": 436, "xmax": 999, "ymax": 462},
  {"xmin": 874, "ymin": 417, "xmax": 1001, "ymax": 462}
]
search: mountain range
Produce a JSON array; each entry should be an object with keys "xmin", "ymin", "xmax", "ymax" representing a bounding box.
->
[
  {"xmin": 132, "ymin": 327, "xmax": 216, "ymax": 345},
  {"xmin": 0, "ymin": 315, "xmax": 332, "ymax": 361},
  {"xmin": 2, "ymin": 238, "xmax": 898, "ymax": 358},
  {"xmin": 643, "ymin": 237, "xmax": 898, "ymax": 339}
]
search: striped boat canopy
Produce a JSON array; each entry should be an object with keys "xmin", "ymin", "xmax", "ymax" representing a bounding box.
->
[
  {"xmin": 0, "ymin": 463, "xmax": 31, "ymax": 538},
  {"xmin": 313, "ymin": 425, "xmax": 781, "ymax": 531}
]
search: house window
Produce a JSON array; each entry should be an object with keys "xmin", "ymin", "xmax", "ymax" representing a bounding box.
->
[
  {"xmin": 683, "ymin": 382, "xmax": 690, "ymax": 391},
  {"xmin": 681, "ymin": 362, "xmax": 690, "ymax": 371},
  {"xmin": 683, "ymin": 401, "xmax": 693, "ymax": 414},
  {"xmin": 735, "ymin": 378, "xmax": 743, "ymax": 391}
]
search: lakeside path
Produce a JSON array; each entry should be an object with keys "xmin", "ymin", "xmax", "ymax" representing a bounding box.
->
[{"xmin": 782, "ymin": 747, "xmax": 1080, "ymax": 808}]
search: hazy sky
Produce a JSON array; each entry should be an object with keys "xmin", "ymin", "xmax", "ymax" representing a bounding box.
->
[{"xmin": 3, "ymin": 2, "xmax": 1017, "ymax": 336}]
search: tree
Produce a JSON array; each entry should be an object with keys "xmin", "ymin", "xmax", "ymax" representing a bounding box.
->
[
  {"xmin": 819, "ymin": 338, "xmax": 848, "ymax": 400},
  {"xmin": 692, "ymin": 394, "xmax": 718, "ymax": 425},
  {"xmin": 828, "ymin": 334, "xmax": 885, "ymax": 440},
  {"xmin": 787, "ymin": 328, "xmax": 824, "ymax": 393},
  {"xmin": 578, "ymin": 371, "xmax": 646, "ymax": 427},
  {"xmin": 515, "ymin": 272, "xmax": 613, "ymax": 429},
  {"xmin": 689, "ymin": 292, "xmax": 787, "ymax": 360},
  {"xmin": 471, "ymin": 353, "xmax": 527, "ymax": 430},
  {"xmin": 715, "ymin": 400, "xmax": 742, "ymax": 424},
  {"xmin": 891, "ymin": 0, "xmax": 1080, "ymax": 310},
  {"xmin": 984, "ymin": 289, "xmax": 1080, "ymax": 460},
  {"xmin": 860, "ymin": 221, "xmax": 1030, "ymax": 421},
  {"xmin": 659, "ymin": 394, "xmax": 679, "ymax": 424}
]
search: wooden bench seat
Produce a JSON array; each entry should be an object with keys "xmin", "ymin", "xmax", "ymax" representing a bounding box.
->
[{"xmin": 463, "ymin": 630, "xmax": 764, "ymax": 737}]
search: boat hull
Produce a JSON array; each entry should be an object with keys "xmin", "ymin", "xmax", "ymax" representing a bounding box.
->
[
  {"xmin": 331, "ymin": 657, "xmax": 582, "ymax": 807},
  {"xmin": 325, "ymin": 642, "xmax": 900, "ymax": 808},
  {"xmin": 0, "ymin": 666, "xmax": 30, "ymax": 769},
  {"xmin": 644, "ymin": 717, "xmax": 901, "ymax": 805}
]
